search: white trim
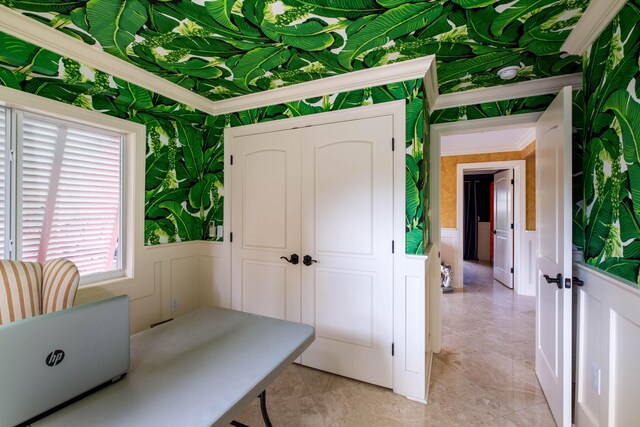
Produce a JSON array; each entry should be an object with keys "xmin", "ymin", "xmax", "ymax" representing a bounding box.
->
[
  {"xmin": 423, "ymin": 60, "xmax": 439, "ymax": 110},
  {"xmin": 214, "ymin": 56, "xmax": 435, "ymax": 114},
  {"xmin": 0, "ymin": 6, "xmax": 434, "ymax": 116},
  {"xmin": 562, "ymin": 0, "xmax": 627, "ymax": 55},
  {"xmin": 432, "ymin": 112, "xmax": 543, "ymax": 135},
  {"xmin": 0, "ymin": 84, "xmax": 149, "ymax": 300},
  {"xmin": 432, "ymin": 74, "xmax": 582, "ymax": 111},
  {"xmin": 455, "ymin": 160, "xmax": 528, "ymax": 295},
  {"xmin": 0, "ymin": 5, "xmax": 218, "ymax": 116},
  {"xmin": 224, "ymin": 101, "xmax": 428, "ymax": 401},
  {"xmin": 515, "ymin": 128, "xmax": 536, "ymax": 151},
  {"xmin": 440, "ymin": 126, "xmax": 535, "ymax": 157}
]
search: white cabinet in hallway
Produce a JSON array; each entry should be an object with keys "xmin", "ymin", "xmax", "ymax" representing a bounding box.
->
[{"xmin": 230, "ymin": 115, "xmax": 394, "ymax": 388}]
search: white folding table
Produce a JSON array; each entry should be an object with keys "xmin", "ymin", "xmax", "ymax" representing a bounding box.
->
[{"xmin": 33, "ymin": 307, "xmax": 315, "ymax": 427}]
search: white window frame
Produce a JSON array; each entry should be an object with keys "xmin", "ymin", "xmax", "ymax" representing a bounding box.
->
[{"xmin": 0, "ymin": 85, "xmax": 145, "ymax": 290}]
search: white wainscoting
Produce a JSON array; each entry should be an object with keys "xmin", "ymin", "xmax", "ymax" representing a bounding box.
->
[
  {"xmin": 574, "ymin": 263, "xmax": 640, "ymax": 427},
  {"xmin": 395, "ymin": 254, "xmax": 430, "ymax": 403},
  {"xmin": 75, "ymin": 241, "xmax": 226, "ymax": 334},
  {"xmin": 440, "ymin": 228, "xmax": 461, "ymax": 288}
]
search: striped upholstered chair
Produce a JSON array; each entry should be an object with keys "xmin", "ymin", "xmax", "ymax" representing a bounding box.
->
[{"xmin": 0, "ymin": 258, "xmax": 80, "ymax": 325}]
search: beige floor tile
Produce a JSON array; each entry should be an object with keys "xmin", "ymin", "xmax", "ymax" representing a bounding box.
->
[{"xmin": 233, "ymin": 261, "xmax": 555, "ymax": 426}]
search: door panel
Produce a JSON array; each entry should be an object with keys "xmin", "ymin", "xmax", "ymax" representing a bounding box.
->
[
  {"xmin": 241, "ymin": 260, "xmax": 287, "ymax": 319},
  {"xmin": 535, "ymin": 86, "xmax": 573, "ymax": 427},
  {"xmin": 316, "ymin": 141, "xmax": 373, "ymax": 256},
  {"xmin": 243, "ymin": 150, "xmax": 288, "ymax": 249},
  {"xmin": 301, "ymin": 116, "xmax": 394, "ymax": 388},
  {"xmin": 493, "ymin": 169, "xmax": 514, "ymax": 288},
  {"xmin": 315, "ymin": 269, "xmax": 374, "ymax": 347},
  {"xmin": 231, "ymin": 129, "xmax": 302, "ymax": 323}
]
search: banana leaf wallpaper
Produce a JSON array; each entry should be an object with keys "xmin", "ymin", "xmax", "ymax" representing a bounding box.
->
[
  {"xmin": 0, "ymin": 31, "xmax": 224, "ymax": 246},
  {"xmin": 0, "ymin": 32, "xmax": 428, "ymax": 252},
  {"xmin": 430, "ymin": 94, "xmax": 556, "ymax": 124},
  {"xmin": 1, "ymin": 0, "xmax": 588, "ymax": 99},
  {"xmin": 581, "ymin": 0, "xmax": 640, "ymax": 287}
]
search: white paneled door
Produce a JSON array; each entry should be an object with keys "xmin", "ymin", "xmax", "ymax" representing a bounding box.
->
[
  {"xmin": 231, "ymin": 115, "xmax": 394, "ymax": 388},
  {"xmin": 535, "ymin": 86, "xmax": 573, "ymax": 427},
  {"xmin": 493, "ymin": 169, "xmax": 514, "ymax": 288},
  {"xmin": 231, "ymin": 129, "xmax": 302, "ymax": 322}
]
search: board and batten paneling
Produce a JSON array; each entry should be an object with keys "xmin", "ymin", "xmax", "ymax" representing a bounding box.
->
[
  {"xmin": 74, "ymin": 241, "xmax": 227, "ymax": 334},
  {"xmin": 574, "ymin": 263, "xmax": 640, "ymax": 427}
]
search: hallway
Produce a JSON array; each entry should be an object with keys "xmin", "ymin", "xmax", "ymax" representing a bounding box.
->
[{"xmin": 234, "ymin": 261, "xmax": 555, "ymax": 426}]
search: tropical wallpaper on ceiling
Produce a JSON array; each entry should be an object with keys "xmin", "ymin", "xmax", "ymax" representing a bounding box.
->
[
  {"xmin": 581, "ymin": 0, "xmax": 640, "ymax": 287},
  {"xmin": 1, "ymin": 0, "xmax": 588, "ymax": 98},
  {"xmin": 0, "ymin": 32, "xmax": 428, "ymax": 253}
]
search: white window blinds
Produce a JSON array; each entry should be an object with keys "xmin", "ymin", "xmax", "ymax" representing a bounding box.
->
[
  {"xmin": 18, "ymin": 114, "xmax": 122, "ymax": 276},
  {"xmin": 0, "ymin": 108, "xmax": 6, "ymax": 257}
]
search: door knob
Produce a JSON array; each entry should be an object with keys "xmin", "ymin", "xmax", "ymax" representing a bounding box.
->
[
  {"xmin": 543, "ymin": 273, "xmax": 562, "ymax": 289},
  {"xmin": 303, "ymin": 255, "xmax": 318, "ymax": 266},
  {"xmin": 280, "ymin": 254, "xmax": 299, "ymax": 265},
  {"xmin": 573, "ymin": 277, "xmax": 584, "ymax": 287},
  {"xmin": 493, "ymin": 230, "xmax": 497, "ymax": 235}
]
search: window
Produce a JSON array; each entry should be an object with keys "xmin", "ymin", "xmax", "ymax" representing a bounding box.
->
[{"xmin": 2, "ymin": 107, "xmax": 123, "ymax": 282}]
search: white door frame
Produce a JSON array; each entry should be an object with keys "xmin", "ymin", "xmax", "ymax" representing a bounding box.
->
[
  {"xmin": 223, "ymin": 101, "xmax": 427, "ymax": 400},
  {"xmin": 456, "ymin": 161, "xmax": 526, "ymax": 293},
  {"xmin": 429, "ymin": 112, "xmax": 542, "ymax": 353}
]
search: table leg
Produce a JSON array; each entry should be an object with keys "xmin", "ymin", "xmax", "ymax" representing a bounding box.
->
[
  {"xmin": 230, "ymin": 391, "xmax": 272, "ymax": 427},
  {"xmin": 259, "ymin": 391, "xmax": 273, "ymax": 427}
]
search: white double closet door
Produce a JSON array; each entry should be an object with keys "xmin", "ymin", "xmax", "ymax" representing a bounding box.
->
[{"xmin": 231, "ymin": 115, "xmax": 394, "ymax": 388}]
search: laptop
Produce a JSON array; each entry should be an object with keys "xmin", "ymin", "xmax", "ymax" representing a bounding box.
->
[{"xmin": 0, "ymin": 295, "xmax": 130, "ymax": 426}]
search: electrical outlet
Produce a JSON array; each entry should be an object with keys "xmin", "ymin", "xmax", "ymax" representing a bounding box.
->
[
  {"xmin": 590, "ymin": 362, "xmax": 601, "ymax": 395},
  {"xmin": 171, "ymin": 296, "xmax": 180, "ymax": 313}
]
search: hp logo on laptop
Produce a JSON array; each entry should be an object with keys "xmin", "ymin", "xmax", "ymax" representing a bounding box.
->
[{"xmin": 45, "ymin": 350, "xmax": 65, "ymax": 367}]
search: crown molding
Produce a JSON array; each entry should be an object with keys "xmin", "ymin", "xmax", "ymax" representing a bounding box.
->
[
  {"xmin": 423, "ymin": 60, "xmax": 439, "ymax": 110},
  {"xmin": 562, "ymin": 0, "xmax": 627, "ymax": 56},
  {"xmin": 432, "ymin": 73, "xmax": 583, "ymax": 111},
  {"xmin": 515, "ymin": 128, "xmax": 536, "ymax": 152},
  {"xmin": 212, "ymin": 56, "xmax": 435, "ymax": 114},
  {"xmin": 440, "ymin": 127, "xmax": 535, "ymax": 157},
  {"xmin": 0, "ymin": 6, "xmax": 219, "ymax": 116},
  {"xmin": 0, "ymin": 5, "xmax": 435, "ymax": 116}
]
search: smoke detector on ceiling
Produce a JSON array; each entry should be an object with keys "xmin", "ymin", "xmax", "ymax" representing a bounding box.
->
[{"xmin": 497, "ymin": 66, "xmax": 520, "ymax": 80}]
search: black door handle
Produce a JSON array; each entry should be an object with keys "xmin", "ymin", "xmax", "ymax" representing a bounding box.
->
[
  {"xmin": 493, "ymin": 230, "xmax": 497, "ymax": 235},
  {"xmin": 573, "ymin": 276, "xmax": 584, "ymax": 287},
  {"xmin": 280, "ymin": 254, "xmax": 299, "ymax": 265},
  {"xmin": 303, "ymin": 255, "xmax": 318, "ymax": 266},
  {"xmin": 544, "ymin": 273, "xmax": 562, "ymax": 289}
]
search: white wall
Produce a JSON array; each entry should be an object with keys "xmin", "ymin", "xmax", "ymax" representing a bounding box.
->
[{"xmin": 574, "ymin": 263, "xmax": 640, "ymax": 427}]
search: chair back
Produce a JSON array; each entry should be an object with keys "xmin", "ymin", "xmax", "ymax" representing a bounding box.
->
[
  {"xmin": 42, "ymin": 258, "xmax": 80, "ymax": 314},
  {"xmin": 0, "ymin": 260, "xmax": 43, "ymax": 325}
]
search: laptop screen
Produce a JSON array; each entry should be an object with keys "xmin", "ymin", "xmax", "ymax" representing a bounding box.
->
[{"xmin": 0, "ymin": 295, "xmax": 130, "ymax": 426}]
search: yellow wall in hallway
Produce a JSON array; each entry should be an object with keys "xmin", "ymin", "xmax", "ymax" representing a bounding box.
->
[{"xmin": 440, "ymin": 143, "xmax": 536, "ymax": 230}]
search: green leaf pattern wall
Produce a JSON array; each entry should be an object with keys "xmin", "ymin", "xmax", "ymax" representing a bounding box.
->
[
  {"xmin": 581, "ymin": 0, "xmax": 640, "ymax": 287},
  {"xmin": 2, "ymin": 0, "xmax": 587, "ymax": 98},
  {"xmin": 0, "ymin": 32, "xmax": 427, "ymax": 253}
]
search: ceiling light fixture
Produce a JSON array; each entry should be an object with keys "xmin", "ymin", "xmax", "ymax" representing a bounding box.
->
[{"xmin": 497, "ymin": 66, "xmax": 520, "ymax": 80}]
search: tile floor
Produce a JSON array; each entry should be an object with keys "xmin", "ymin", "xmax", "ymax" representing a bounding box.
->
[{"xmin": 234, "ymin": 261, "xmax": 556, "ymax": 426}]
